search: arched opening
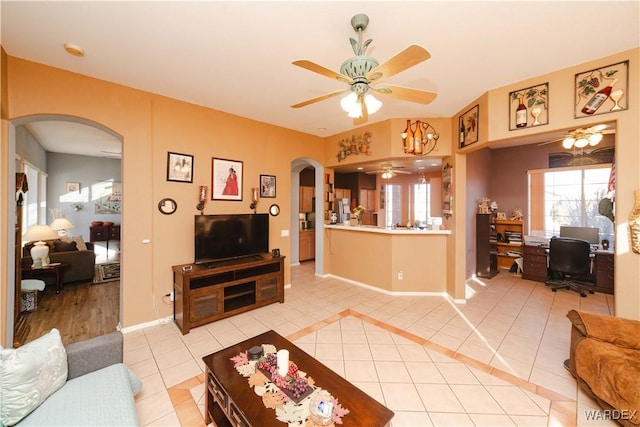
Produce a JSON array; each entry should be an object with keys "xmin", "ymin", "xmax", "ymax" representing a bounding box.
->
[
  {"xmin": 8, "ymin": 114, "xmax": 123, "ymax": 346},
  {"xmin": 291, "ymin": 158, "xmax": 324, "ymax": 278}
]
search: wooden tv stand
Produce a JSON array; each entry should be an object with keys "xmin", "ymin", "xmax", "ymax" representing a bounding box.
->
[{"xmin": 172, "ymin": 254, "xmax": 285, "ymax": 335}]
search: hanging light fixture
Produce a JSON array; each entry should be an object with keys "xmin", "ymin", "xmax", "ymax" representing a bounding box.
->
[
  {"xmin": 562, "ymin": 125, "xmax": 606, "ymax": 150},
  {"xmin": 418, "ymin": 169, "xmax": 428, "ymax": 184},
  {"xmin": 401, "ymin": 120, "xmax": 439, "ymax": 156},
  {"xmin": 340, "ymin": 83, "xmax": 382, "ymax": 119},
  {"xmin": 381, "ymin": 170, "xmax": 394, "ymax": 179}
]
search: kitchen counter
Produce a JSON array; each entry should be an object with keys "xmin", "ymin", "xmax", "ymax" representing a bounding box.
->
[
  {"xmin": 324, "ymin": 224, "xmax": 449, "ymax": 293},
  {"xmin": 324, "ymin": 224, "xmax": 450, "ymax": 235}
]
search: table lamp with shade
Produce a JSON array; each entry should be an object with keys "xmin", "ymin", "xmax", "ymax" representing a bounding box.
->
[
  {"xmin": 23, "ymin": 224, "xmax": 58, "ymax": 268},
  {"xmin": 50, "ymin": 218, "xmax": 74, "ymax": 236}
]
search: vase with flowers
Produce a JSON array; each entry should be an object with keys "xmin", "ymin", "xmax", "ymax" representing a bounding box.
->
[{"xmin": 352, "ymin": 205, "xmax": 365, "ymax": 225}]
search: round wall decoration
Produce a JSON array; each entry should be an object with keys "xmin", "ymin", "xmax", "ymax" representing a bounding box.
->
[
  {"xmin": 269, "ymin": 204, "xmax": 280, "ymax": 216},
  {"xmin": 158, "ymin": 198, "xmax": 177, "ymax": 215}
]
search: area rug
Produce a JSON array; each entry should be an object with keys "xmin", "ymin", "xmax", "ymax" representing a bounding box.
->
[{"xmin": 94, "ymin": 262, "xmax": 120, "ymax": 283}]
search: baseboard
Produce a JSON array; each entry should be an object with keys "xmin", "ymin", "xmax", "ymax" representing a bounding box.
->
[{"xmin": 121, "ymin": 316, "xmax": 173, "ymax": 334}]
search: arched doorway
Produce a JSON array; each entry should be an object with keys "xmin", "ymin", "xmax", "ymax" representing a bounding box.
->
[
  {"xmin": 8, "ymin": 114, "xmax": 123, "ymax": 345},
  {"xmin": 291, "ymin": 158, "xmax": 324, "ymax": 277}
]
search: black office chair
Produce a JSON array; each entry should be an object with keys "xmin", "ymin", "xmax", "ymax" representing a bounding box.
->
[{"xmin": 545, "ymin": 237, "xmax": 595, "ymax": 297}]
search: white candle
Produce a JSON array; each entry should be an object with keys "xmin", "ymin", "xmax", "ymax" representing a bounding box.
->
[{"xmin": 276, "ymin": 349, "xmax": 289, "ymax": 376}]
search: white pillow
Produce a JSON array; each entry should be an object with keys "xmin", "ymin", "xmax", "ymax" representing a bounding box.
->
[
  {"xmin": 0, "ymin": 329, "xmax": 68, "ymax": 426},
  {"xmin": 60, "ymin": 235, "xmax": 87, "ymax": 251}
]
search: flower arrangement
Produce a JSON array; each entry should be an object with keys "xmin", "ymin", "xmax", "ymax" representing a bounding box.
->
[
  {"xmin": 256, "ymin": 353, "xmax": 311, "ymax": 400},
  {"xmin": 352, "ymin": 205, "xmax": 365, "ymax": 217}
]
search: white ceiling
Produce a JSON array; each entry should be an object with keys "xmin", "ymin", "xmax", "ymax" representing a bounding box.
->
[{"xmin": 2, "ymin": 1, "xmax": 639, "ymax": 165}]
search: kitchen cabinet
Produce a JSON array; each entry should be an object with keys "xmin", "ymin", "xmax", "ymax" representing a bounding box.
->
[
  {"xmin": 335, "ymin": 188, "xmax": 351, "ymax": 201},
  {"xmin": 359, "ymin": 189, "xmax": 376, "ymax": 211},
  {"xmin": 299, "ymin": 186, "xmax": 314, "ymax": 213},
  {"xmin": 299, "ymin": 230, "xmax": 315, "ymax": 261}
]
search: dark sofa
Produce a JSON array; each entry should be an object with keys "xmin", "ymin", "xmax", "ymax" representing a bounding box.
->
[{"xmin": 22, "ymin": 240, "xmax": 96, "ymax": 284}]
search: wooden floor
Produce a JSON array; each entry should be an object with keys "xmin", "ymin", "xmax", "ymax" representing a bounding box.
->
[{"xmin": 22, "ymin": 279, "xmax": 120, "ymax": 346}]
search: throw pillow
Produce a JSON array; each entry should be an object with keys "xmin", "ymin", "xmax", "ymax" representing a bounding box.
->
[
  {"xmin": 0, "ymin": 328, "xmax": 68, "ymax": 426},
  {"xmin": 53, "ymin": 240, "xmax": 78, "ymax": 252},
  {"xmin": 60, "ymin": 235, "xmax": 88, "ymax": 251}
]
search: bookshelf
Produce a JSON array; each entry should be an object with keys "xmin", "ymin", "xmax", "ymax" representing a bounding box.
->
[{"xmin": 493, "ymin": 219, "xmax": 523, "ymax": 270}]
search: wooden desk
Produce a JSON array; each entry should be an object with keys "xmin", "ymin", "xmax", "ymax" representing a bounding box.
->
[
  {"xmin": 203, "ymin": 330, "xmax": 394, "ymax": 427},
  {"xmin": 594, "ymin": 251, "xmax": 614, "ymax": 294},
  {"xmin": 22, "ymin": 262, "xmax": 70, "ymax": 294},
  {"xmin": 522, "ymin": 245, "xmax": 548, "ymax": 282},
  {"xmin": 522, "ymin": 245, "xmax": 614, "ymax": 295}
]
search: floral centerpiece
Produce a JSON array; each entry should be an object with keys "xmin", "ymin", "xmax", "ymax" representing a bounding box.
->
[
  {"xmin": 352, "ymin": 205, "xmax": 365, "ymax": 225},
  {"xmin": 256, "ymin": 353, "xmax": 312, "ymax": 400},
  {"xmin": 231, "ymin": 345, "xmax": 351, "ymax": 426}
]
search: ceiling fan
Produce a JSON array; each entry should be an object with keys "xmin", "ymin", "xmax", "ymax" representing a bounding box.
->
[
  {"xmin": 538, "ymin": 124, "xmax": 615, "ymax": 148},
  {"xmin": 365, "ymin": 163, "xmax": 411, "ymax": 179},
  {"xmin": 290, "ymin": 14, "xmax": 437, "ymax": 124}
]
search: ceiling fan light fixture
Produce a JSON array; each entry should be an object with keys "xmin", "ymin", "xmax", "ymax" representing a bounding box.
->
[
  {"xmin": 340, "ymin": 92, "xmax": 358, "ymax": 113},
  {"xmin": 347, "ymin": 102, "xmax": 363, "ymax": 118},
  {"xmin": 381, "ymin": 170, "xmax": 393, "ymax": 179},
  {"xmin": 562, "ymin": 137, "xmax": 575, "ymax": 149},
  {"xmin": 588, "ymin": 133, "xmax": 603, "ymax": 145},
  {"xmin": 364, "ymin": 93, "xmax": 382, "ymax": 114},
  {"xmin": 574, "ymin": 137, "xmax": 589, "ymax": 148}
]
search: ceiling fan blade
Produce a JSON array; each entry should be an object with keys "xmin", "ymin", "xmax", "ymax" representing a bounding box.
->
[
  {"xmin": 292, "ymin": 60, "xmax": 352, "ymax": 84},
  {"xmin": 366, "ymin": 45, "xmax": 431, "ymax": 83},
  {"xmin": 374, "ymin": 84, "xmax": 437, "ymax": 104},
  {"xmin": 291, "ymin": 89, "xmax": 348, "ymax": 109}
]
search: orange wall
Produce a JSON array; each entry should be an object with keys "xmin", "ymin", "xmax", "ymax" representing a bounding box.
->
[{"xmin": 4, "ymin": 57, "xmax": 325, "ymax": 333}]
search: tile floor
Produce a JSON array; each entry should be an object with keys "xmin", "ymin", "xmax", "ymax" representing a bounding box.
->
[{"xmin": 125, "ymin": 262, "xmax": 617, "ymax": 426}]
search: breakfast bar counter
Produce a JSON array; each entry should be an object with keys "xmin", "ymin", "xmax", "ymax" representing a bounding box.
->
[{"xmin": 324, "ymin": 225, "xmax": 450, "ymax": 293}]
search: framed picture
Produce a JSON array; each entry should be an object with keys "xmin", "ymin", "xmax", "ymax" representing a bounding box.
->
[
  {"xmin": 575, "ymin": 60, "xmax": 628, "ymax": 118},
  {"xmin": 212, "ymin": 158, "xmax": 243, "ymax": 201},
  {"xmin": 260, "ymin": 174, "xmax": 276, "ymax": 198},
  {"xmin": 459, "ymin": 105, "xmax": 479, "ymax": 148},
  {"xmin": 509, "ymin": 82, "xmax": 549, "ymax": 130},
  {"xmin": 167, "ymin": 152, "xmax": 194, "ymax": 183},
  {"xmin": 66, "ymin": 182, "xmax": 80, "ymax": 193}
]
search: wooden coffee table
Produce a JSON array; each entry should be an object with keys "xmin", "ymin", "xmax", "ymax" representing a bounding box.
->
[
  {"xmin": 22, "ymin": 262, "xmax": 70, "ymax": 294},
  {"xmin": 203, "ymin": 330, "xmax": 394, "ymax": 427}
]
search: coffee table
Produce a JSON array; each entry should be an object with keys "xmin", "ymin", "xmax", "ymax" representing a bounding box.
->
[
  {"xmin": 22, "ymin": 262, "xmax": 70, "ymax": 294},
  {"xmin": 203, "ymin": 330, "xmax": 394, "ymax": 427}
]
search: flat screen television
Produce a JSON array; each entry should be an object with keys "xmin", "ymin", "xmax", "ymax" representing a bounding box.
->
[{"xmin": 195, "ymin": 214, "xmax": 269, "ymax": 265}]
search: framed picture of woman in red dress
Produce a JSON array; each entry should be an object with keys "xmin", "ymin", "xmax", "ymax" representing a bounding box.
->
[{"xmin": 212, "ymin": 158, "xmax": 243, "ymax": 201}]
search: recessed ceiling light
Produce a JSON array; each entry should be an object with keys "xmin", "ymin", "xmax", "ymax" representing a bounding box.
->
[
  {"xmin": 317, "ymin": 127, "xmax": 326, "ymax": 132},
  {"xmin": 415, "ymin": 159, "xmax": 423, "ymax": 163},
  {"xmin": 64, "ymin": 43, "xmax": 85, "ymax": 57},
  {"xmin": 357, "ymin": 167, "xmax": 363, "ymax": 170}
]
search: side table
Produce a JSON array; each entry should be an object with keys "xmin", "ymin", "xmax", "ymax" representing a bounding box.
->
[{"xmin": 22, "ymin": 263, "xmax": 70, "ymax": 294}]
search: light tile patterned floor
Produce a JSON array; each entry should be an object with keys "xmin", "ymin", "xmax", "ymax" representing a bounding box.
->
[{"xmin": 125, "ymin": 262, "xmax": 617, "ymax": 426}]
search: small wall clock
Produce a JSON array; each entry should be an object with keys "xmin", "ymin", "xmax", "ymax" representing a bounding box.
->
[
  {"xmin": 269, "ymin": 204, "xmax": 280, "ymax": 216},
  {"xmin": 158, "ymin": 198, "xmax": 177, "ymax": 215}
]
